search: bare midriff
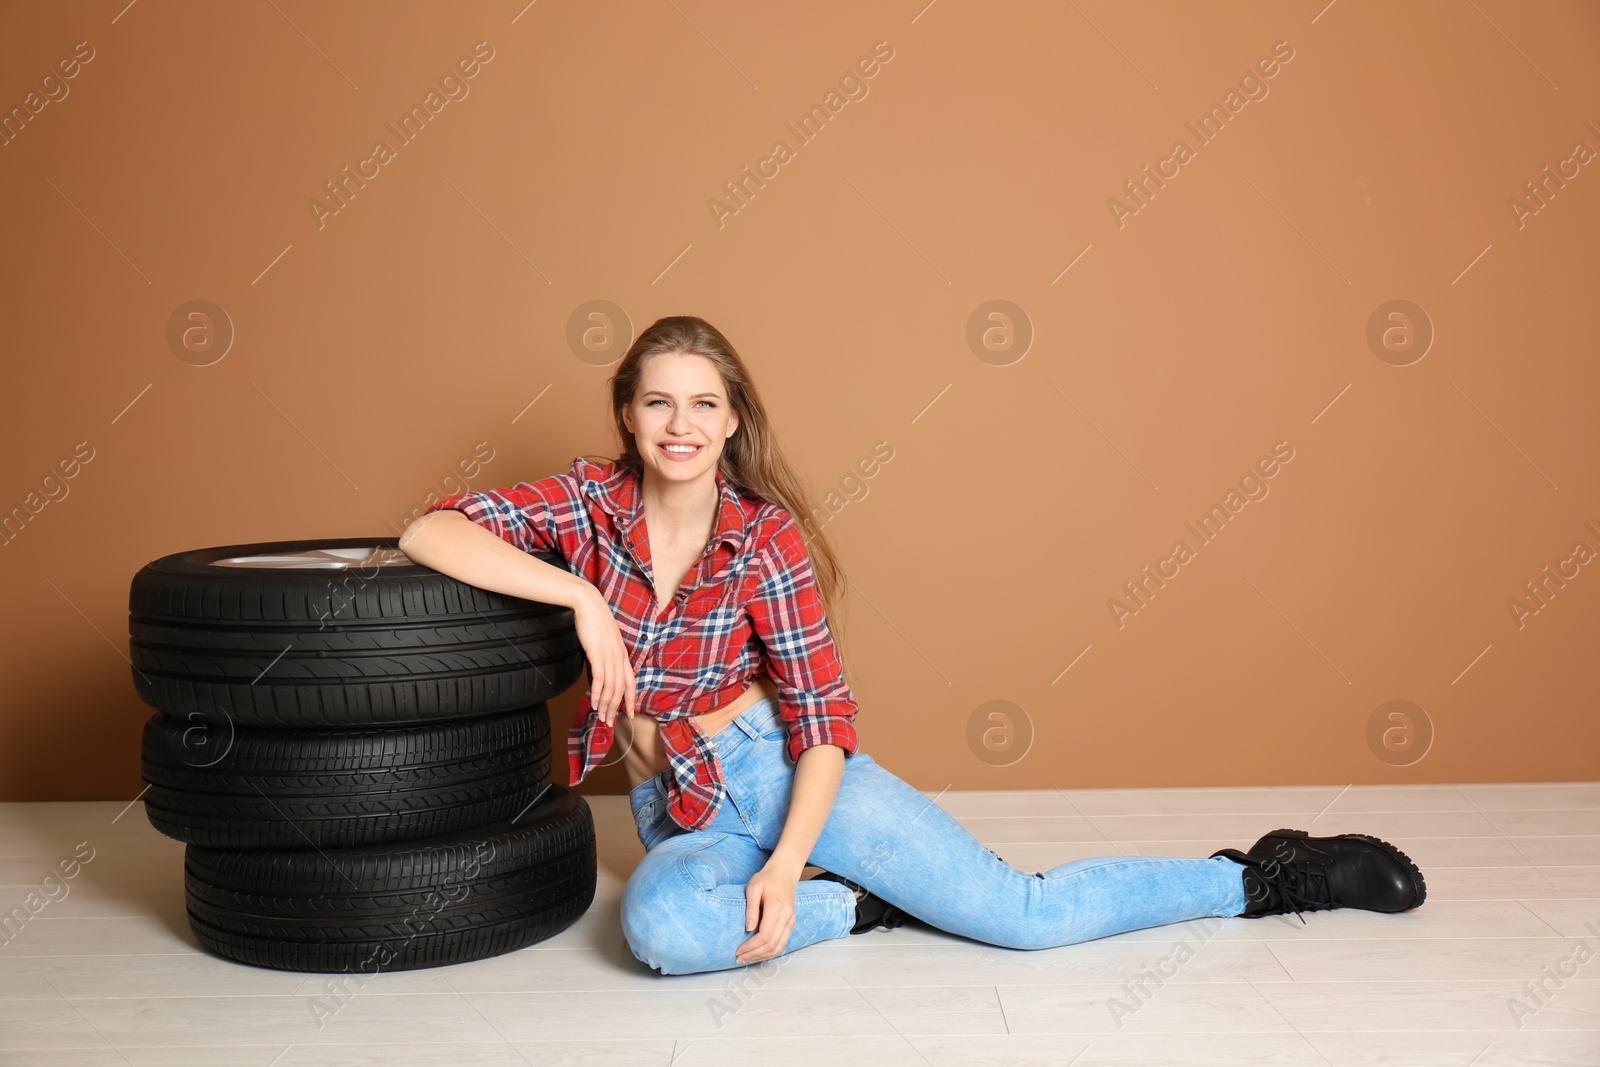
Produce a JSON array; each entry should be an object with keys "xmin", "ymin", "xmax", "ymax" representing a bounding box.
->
[{"xmin": 613, "ymin": 671, "xmax": 780, "ymax": 791}]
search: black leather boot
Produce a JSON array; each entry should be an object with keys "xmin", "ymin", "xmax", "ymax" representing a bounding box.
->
[
  {"xmin": 1212, "ymin": 828, "xmax": 1427, "ymax": 923},
  {"xmin": 811, "ymin": 870, "xmax": 910, "ymax": 934}
]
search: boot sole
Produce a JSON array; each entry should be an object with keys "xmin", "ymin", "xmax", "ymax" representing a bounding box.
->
[{"xmin": 1256, "ymin": 828, "xmax": 1427, "ymax": 912}]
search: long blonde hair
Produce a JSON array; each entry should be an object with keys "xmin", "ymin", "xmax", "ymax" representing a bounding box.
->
[{"xmin": 602, "ymin": 316, "xmax": 849, "ymax": 645}]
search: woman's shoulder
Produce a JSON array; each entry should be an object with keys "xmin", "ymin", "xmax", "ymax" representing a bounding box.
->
[
  {"xmin": 490, "ymin": 456, "xmax": 612, "ymax": 492},
  {"xmin": 738, "ymin": 496, "xmax": 808, "ymax": 560},
  {"xmin": 559, "ymin": 455, "xmax": 639, "ymax": 500}
]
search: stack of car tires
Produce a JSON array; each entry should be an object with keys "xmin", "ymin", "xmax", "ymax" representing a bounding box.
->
[{"xmin": 130, "ymin": 537, "xmax": 594, "ymax": 973}]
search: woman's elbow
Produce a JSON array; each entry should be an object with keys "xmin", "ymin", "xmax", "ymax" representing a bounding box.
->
[{"xmin": 397, "ymin": 510, "xmax": 460, "ymax": 558}]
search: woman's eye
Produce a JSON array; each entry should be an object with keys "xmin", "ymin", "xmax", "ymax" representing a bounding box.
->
[{"xmin": 648, "ymin": 400, "xmax": 714, "ymax": 407}]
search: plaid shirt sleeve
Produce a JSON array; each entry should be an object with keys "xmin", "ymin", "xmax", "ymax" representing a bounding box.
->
[
  {"xmin": 421, "ymin": 471, "xmax": 584, "ymax": 560},
  {"xmin": 747, "ymin": 511, "xmax": 860, "ymax": 763}
]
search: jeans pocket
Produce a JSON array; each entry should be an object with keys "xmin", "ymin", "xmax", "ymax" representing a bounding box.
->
[
  {"xmin": 632, "ymin": 797, "xmax": 663, "ymax": 845},
  {"xmin": 630, "ymin": 773, "xmax": 669, "ymax": 847}
]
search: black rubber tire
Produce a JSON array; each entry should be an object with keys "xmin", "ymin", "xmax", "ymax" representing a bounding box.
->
[
  {"xmin": 128, "ymin": 537, "xmax": 585, "ymax": 727},
  {"xmin": 141, "ymin": 705, "xmax": 553, "ymax": 850},
  {"xmin": 185, "ymin": 783, "xmax": 596, "ymax": 973}
]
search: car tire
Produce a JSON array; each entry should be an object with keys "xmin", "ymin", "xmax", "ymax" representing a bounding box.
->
[
  {"xmin": 142, "ymin": 705, "xmax": 554, "ymax": 850},
  {"xmin": 184, "ymin": 782, "xmax": 596, "ymax": 973},
  {"xmin": 128, "ymin": 538, "xmax": 585, "ymax": 728}
]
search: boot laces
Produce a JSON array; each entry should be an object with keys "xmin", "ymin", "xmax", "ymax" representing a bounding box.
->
[{"xmin": 1255, "ymin": 852, "xmax": 1335, "ymax": 924}]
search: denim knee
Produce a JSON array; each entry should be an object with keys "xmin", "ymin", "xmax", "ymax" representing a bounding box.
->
[
  {"xmin": 620, "ymin": 866, "xmax": 707, "ymax": 975},
  {"xmin": 620, "ymin": 874, "xmax": 673, "ymax": 973}
]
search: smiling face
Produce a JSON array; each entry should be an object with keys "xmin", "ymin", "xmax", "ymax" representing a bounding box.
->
[{"xmin": 621, "ymin": 351, "xmax": 740, "ymax": 486}]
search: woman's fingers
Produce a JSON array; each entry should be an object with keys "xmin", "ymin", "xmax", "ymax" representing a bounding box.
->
[
  {"xmin": 601, "ymin": 644, "xmax": 630, "ymax": 724},
  {"xmin": 597, "ymin": 659, "xmax": 611, "ymax": 722},
  {"xmin": 766, "ymin": 919, "xmax": 795, "ymax": 962},
  {"xmin": 763, "ymin": 918, "xmax": 795, "ymax": 962},
  {"xmin": 599, "ymin": 660, "xmax": 617, "ymax": 724},
  {"xmin": 613, "ymin": 642, "xmax": 634, "ymax": 719},
  {"xmin": 744, "ymin": 883, "xmax": 762, "ymax": 935},
  {"xmin": 611, "ymin": 649, "xmax": 627, "ymax": 716},
  {"xmin": 738, "ymin": 916, "xmax": 794, "ymax": 964},
  {"xmin": 576, "ymin": 595, "xmax": 633, "ymax": 727},
  {"xmin": 580, "ymin": 611, "xmax": 638, "ymax": 726},
  {"xmin": 606, "ymin": 644, "xmax": 622, "ymax": 721},
  {"xmin": 737, "ymin": 889, "xmax": 795, "ymax": 963}
]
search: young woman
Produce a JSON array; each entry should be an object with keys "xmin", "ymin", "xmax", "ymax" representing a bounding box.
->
[{"xmin": 398, "ymin": 315, "xmax": 1426, "ymax": 976}]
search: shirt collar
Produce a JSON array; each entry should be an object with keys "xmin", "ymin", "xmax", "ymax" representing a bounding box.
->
[{"xmin": 575, "ymin": 456, "xmax": 749, "ymax": 551}]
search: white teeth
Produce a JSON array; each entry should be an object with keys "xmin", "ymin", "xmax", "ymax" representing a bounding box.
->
[{"xmin": 663, "ymin": 445, "xmax": 699, "ymax": 453}]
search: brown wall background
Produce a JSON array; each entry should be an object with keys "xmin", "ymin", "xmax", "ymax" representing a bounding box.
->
[{"xmin": 2, "ymin": 1, "xmax": 1597, "ymax": 803}]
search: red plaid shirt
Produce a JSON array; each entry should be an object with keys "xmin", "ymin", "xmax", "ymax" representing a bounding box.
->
[{"xmin": 424, "ymin": 456, "xmax": 859, "ymax": 831}]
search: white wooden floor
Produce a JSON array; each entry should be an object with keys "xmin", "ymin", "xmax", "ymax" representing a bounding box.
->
[{"xmin": 0, "ymin": 783, "xmax": 1596, "ymax": 1066}]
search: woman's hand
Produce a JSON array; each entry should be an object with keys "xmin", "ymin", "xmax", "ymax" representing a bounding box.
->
[
  {"xmin": 736, "ymin": 860, "xmax": 801, "ymax": 965},
  {"xmin": 572, "ymin": 589, "xmax": 635, "ymax": 727}
]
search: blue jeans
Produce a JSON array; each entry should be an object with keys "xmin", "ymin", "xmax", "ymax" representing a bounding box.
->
[{"xmin": 620, "ymin": 695, "xmax": 1248, "ymax": 975}]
